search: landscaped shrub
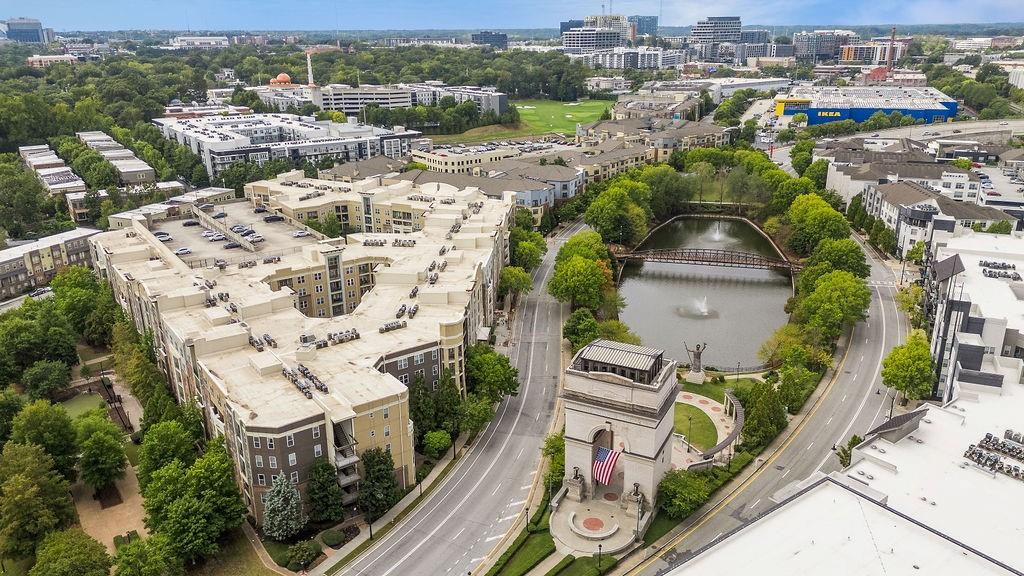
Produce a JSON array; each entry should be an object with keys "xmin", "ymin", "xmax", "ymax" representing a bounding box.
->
[
  {"xmin": 484, "ymin": 530, "xmax": 529, "ymax": 576},
  {"xmin": 544, "ymin": 554, "xmax": 575, "ymax": 576},
  {"xmin": 286, "ymin": 540, "xmax": 322, "ymax": 571},
  {"xmin": 416, "ymin": 460, "xmax": 435, "ymax": 483},
  {"xmin": 321, "ymin": 529, "xmax": 344, "ymax": 548}
]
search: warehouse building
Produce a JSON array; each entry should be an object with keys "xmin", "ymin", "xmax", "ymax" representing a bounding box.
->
[{"xmin": 774, "ymin": 86, "xmax": 958, "ymax": 125}]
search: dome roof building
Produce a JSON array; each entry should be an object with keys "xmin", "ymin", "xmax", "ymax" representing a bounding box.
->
[{"xmin": 270, "ymin": 72, "xmax": 292, "ymax": 85}]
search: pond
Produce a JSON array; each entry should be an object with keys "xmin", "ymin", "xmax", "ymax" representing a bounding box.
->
[{"xmin": 618, "ymin": 218, "xmax": 792, "ymax": 370}]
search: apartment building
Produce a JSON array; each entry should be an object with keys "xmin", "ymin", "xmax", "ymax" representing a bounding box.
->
[
  {"xmin": 0, "ymin": 228, "xmax": 100, "ymax": 299},
  {"xmin": 77, "ymin": 131, "xmax": 156, "ymax": 185},
  {"xmin": 312, "ymin": 85, "xmax": 414, "ymax": 116},
  {"xmin": 793, "ymin": 29, "xmax": 860, "ymax": 61},
  {"xmin": 26, "ymin": 54, "xmax": 78, "ymax": 68},
  {"xmin": 862, "ymin": 181, "xmax": 1015, "ymax": 257},
  {"xmin": 568, "ymin": 46, "xmax": 687, "ymax": 69},
  {"xmin": 839, "ymin": 42, "xmax": 906, "ymax": 65},
  {"xmin": 562, "ymin": 28, "xmax": 623, "ymax": 55},
  {"xmin": 18, "ymin": 144, "xmax": 87, "ymax": 196},
  {"xmin": 645, "ymin": 123, "xmax": 730, "ymax": 162},
  {"xmin": 152, "ymin": 114, "xmax": 420, "ymax": 177},
  {"xmin": 168, "ymin": 36, "xmax": 230, "ymax": 49},
  {"xmin": 826, "ymin": 161, "xmax": 983, "ymax": 205},
  {"xmin": 89, "ymin": 176, "xmax": 514, "ymax": 523},
  {"xmin": 411, "ymin": 147, "xmax": 521, "ymax": 175}
]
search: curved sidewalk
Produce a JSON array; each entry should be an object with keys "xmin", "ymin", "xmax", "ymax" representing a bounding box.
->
[{"xmin": 671, "ymin": 392, "xmax": 735, "ymax": 469}]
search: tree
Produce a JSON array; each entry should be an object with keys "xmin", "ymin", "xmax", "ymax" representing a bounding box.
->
[
  {"xmin": 465, "ymin": 343, "xmax": 519, "ymax": 402},
  {"xmin": 803, "ymin": 158, "xmax": 830, "ymax": 189},
  {"xmin": 307, "ymin": 457, "xmax": 345, "ymax": 524},
  {"xmin": 0, "ymin": 443, "xmax": 76, "ymax": 557},
  {"xmin": 183, "ymin": 439, "xmax": 245, "ymax": 540},
  {"xmin": 905, "ymin": 240, "xmax": 925, "ymax": 264},
  {"xmin": 548, "ymin": 255, "xmax": 608, "ymax": 310},
  {"xmin": 113, "ymin": 534, "xmax": 184, "ymax": 576},
  {"xmin": 807, "ymin": 238, "xmax": 869, "ymax": 278},
  {"xmin": 584, "ymin": 187, "xmax": 648, "ymax": 246},
  {"xmin": 598, "ymin": 320, "xmax": 642, "ymax": 346},
  {"xmin": 433, "ymin": 369, "xmax": 462, "ymax": 437},
  {"xmin": 408, "ymin": 376, "xmax": 435, "ymax": 447},
  {"xmin": 358, "ymin": 447, "xmax": 400, "ymax": 522},
  {"xmin": 80, "ymin": 427, "xmax": 127, "ymax": 492},
  {"xmin": 142, "ymin": 460, "xmax": 186, "ymax": 531},
  {"xmin": 161, "ymin": 495, "xmax": 220, "ymax": 561},
  {"xmin": 423, "ymin": 430, "xmax": 452, "ymax": 460},
  {"xmin": 562, "ymin": 308, "xmax": 601, "ymax": 352},
  {"xmin": 457, "ymin": 393, "xmax": 494, "ymax": 435},
  {"xmin": 986, "ymin": 220, "xmax": 1014, "ymax": 234},
  {"xmin": 262, "ymin": 473, "xmax": 307, "ymax": 542},
  {"xmin": 951, "ymin": 158, "xmax": 973, "ymax": 170},
  {"xmin": 786, "ymin": 193, "xmax": 850, "ymax": 256},
  {"xmin": 10, "ymin": 399, "xmax": 78, "ymax": 481},
  {"xmin": 799, "ymin": 270, "xmax": 871, "ymax": 343},
  {"xmin": 835, "ymin": 434, "xmax": 863, "ymax": 468},
  {"xmin": 512, "ymin": 241, "xmax": 542, "ymax": 272},
  {"xmin": 499, "ymin": 266, "xmax": 531, "ymax": 301},
  {"xmin": 778, "ymin": 363, "xmax": 817, "ymax": 414},
  {"xmin": 791, "ymin": 151, "xmax": 812, "ymax": 176},
  {"xmin": 556, "ymin": 231, "xmax": 609, "ymax": 265},
  {"xmin": 29, "ymin": 528, "xmax": 111, "ymax": 576},
  {"xmin": 881, "ymin": 329, "xmax": 933, "ymax": 402},
  {"xmin": 741, "ymin": 380, "xmax": 787, "ymax": 449},
  {"xmin": 770, "ymin": 177, "xmax": 815, "ymax": 214},
  {"xmin": 657, "ymin": 470, "xmax": 711, "ymax": 519},
  {"xmin": 0, "ymin": 389, "xmax": 25, "ymax": 448},
  {"xmin": 513, "ymin": 207, "xmax": 535, "ymax": 230},
  {"xmin": 137, "ymin": 420, "xmax": 196, "ymax": 489},
  {"xmin": 21, "ymin": 360, "xmax": 71, "ymax": 400},
  {"xmin": 287, "ymin": 540, "xmax": 322, "ymax": 571},
  {"xmin": 792, "ymin": 112, "xmax": 808, "ymax": 125}
]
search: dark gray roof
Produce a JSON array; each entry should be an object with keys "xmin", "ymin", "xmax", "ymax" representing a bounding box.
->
[
  {"xmin": 321, "ymin": 156, "xmax": 408, "ymax": 179},
  {"xmin": 837, "ymin": 162, "xmax": 980, "ymax": 182},
  {"xmin": 392, "ymin": 170, "xmax": 549, "ymax": 197},
  {"xmin": 865, "ymin": 407, "xmax": 929, "ymax": 437},
  {"xmin": 1000, "ymin": 148, "xmax": 1024, "ymax": 162},
  {"xmin": 875, "ymin": 181, "xmax": 1014, "ymax": 222},
  {"xmin": 933, "ymin": 254, "xmax": 966, "ymax": 283}
]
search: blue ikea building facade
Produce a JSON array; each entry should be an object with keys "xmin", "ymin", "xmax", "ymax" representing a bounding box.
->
[{"xmin": 775, "ymin": 87, "xmax": 959, "ymax": 126}]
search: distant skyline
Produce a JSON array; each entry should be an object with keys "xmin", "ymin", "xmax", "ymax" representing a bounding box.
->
[{"xmin": 12, "ymin": 0, "xmax": 1024, "ymax": 32}]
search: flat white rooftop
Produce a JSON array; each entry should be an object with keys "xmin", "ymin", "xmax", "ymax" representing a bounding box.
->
[{"xmin": 934, "ymin": 231, "xmax": 1024, "ymax": 334}]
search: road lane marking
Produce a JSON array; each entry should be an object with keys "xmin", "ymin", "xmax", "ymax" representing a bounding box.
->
[
  {"xmin": 491, "ymin": 483, "xmax": 502, "ymax": 495},
  {"xmin": 470, "ymin": 557, "xmax": 485, "ymax": 564},
  {"xmin": 806, "ymin": 442, "xmax": 814, "ymax": 450},
  {"xmin": 516, "ymin": 447, "xmax": 525, "ymax": 461},
  {"xmin": 509, "ymin": 499, "xmax": 526, "ymax": 507},
  {"xmin": 826, "ymin": 417, "xmax": 833, "ymax": 425},
  {"xmin": 841, "ymin": 394, "xmax": 847, "ymax": 402},
  {"xmin": 499, "ymin": 514, "xmax": 517, "ymax": 522},
  {"xmin": 781, "ymin": 469, "xmax": 790, "ymax": 478},
  {"xmin": 750, "ymin": 499, "xmax": 761, "ymax": 509},
  {"xmin": 520, "ymin": 485, "xmax": 532, "ymax": 490},
  {"xmin": 453, "ymin": 528, "xmax": 465, "ymax": 540}
]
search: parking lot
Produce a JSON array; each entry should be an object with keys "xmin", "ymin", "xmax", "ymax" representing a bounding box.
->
[{"xmin": 151, "ymin": 202, "xmax": 319, "ymax": 264}]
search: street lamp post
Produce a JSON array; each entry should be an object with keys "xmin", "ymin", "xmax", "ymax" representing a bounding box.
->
[
  {"xmin": 686, "ymin": 416, "xmax": 693, "ymax": 453},
  {"xmin": 736, "ymin": 361, "xmax": 741, "ymax": 381},
  {"xmin": 598, "ymin": 544, "xmax": 603, "ymax": 568}
]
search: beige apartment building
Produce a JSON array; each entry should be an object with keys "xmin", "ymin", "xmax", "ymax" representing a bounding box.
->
[
  {"xmin": 411, "ymin": 147, "xmax": 521, "ymax": 175},
  {"xmin": 0, "ymin": 228, "xmax": 100, "ymax": 299},
  {"xmin": 90, "ymin": 174, "xmax": 514, "ymax": 522}
]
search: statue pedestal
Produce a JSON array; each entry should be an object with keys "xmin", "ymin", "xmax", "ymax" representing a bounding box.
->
[
  {"xmin": 566, "ymin": 476, "xmax": 586, "ymax": 503},
  {"xmin": 623, "ymin": 493, "xmax": 643, "ymax": 518},
  {"xmin": 685, "ymin": 370, "xmax": 706, "ymax": 385}
]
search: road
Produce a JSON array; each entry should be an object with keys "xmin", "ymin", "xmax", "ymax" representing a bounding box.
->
[
  {"xmin": 630, "ymin": 235, "xmax": 908, "ymax": 575},
  {"xmin": 0, "ymin": 290, "xmax": 52, "ymax": 313},
  {"xmin": 327, "ymin": 221, "xmax": 583, "ymax": 576}
]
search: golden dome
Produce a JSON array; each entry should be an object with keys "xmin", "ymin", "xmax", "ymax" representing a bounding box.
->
[{"xmin": 270, "ymin": 72, "xmax": 292, "ymax": 85}]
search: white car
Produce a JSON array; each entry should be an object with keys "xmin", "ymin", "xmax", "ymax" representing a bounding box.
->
[
  {"xmin": 201, "ymin": 230, "xmax": 217, "ymax": 237},
  {"xmin": 1000, "ymin": 121, "xmax": 1009, "ymax": 126},
  {"xmin": 248, "ymin": 234, "xmax": 265, "ymax": 243},
  {"xmin": 157, "ymin": 234, "xmax": 173, "ymax": 242},
  {"xmin": 292, "ymin": 230, "xmax": 310, "ymax": 238},
  {"xmin": 173, "ymin": 247, "xmax": 192, "ymax": 256},
  {"xmin": 208, "ymin": 233, "xmax": 226, "ymax": 242}
]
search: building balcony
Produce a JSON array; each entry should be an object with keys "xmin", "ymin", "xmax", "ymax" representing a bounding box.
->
[{"xmin": 335, "ymin": 445, "xmax": 360, "ymax": 470}]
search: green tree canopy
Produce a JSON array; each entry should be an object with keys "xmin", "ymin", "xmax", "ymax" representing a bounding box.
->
[
  {"xmin": 799, "ymin": 270, "xmax": 872, "ymax": 343},
  {"xmin": 358, "ymin": 447, "xmax": 401, "ymax": 523},
  {"xmin": 137, "ymin": 420, "xmax": 196, "ymax": 490},
  {"xmin": 10, "ymin": 400, "xmax": 78, "ymax": 481},
  {"xmin": 584, "ymin": 186, "xmax": 648, "ymax": 246},
  {"xmin": 562, "ymin": 308, "xmax": 601, "ymax": 352},
  {"xmin": 465, "ymin": 343, "xmax": 519, "ymax": 402},
  {"xmin": 0, "ymin": 442, "xmax": 76, "ymax": 557},
  {"xmin": 806, "ymin": 237, "xmax": 869, "ymax": 278},
  {"xmin": 658, "ymin": 470, "xmax": 711, "ymax": 519},
  {"xmin": 307, "ymin": 457, "xmax": 345, "ymax": 524},
  {"xmin": 20, "ymin": 360, "xmax": 71, "ymax": 400},
  {"xmin": 29, "ymin": 528, "xmax": 111, "ymax": 576},
  {"xmin": 786, "ymin": 193, "xmax": 850, "ymax": 256},
  {"xmin": 499, "ymin": 266, "xmax": 531, "ymax": 300},
  {"xmin": 113, "ymin": 533, "xmax": 184, "ymax": 576},
  {"xmin": 741, "ymin": 379, "xmax": 787, "ymax": 450},
  {"xmin": 881, "ymin": 329, "xmax": 933, "ymax": 401},
  {"xmin": 457, "ymin": 393, "xmax": 494, "ymax": 436},
  {"xmin": 556, "ymin": 230, "xmax": 609, "ymax": 265},
  {"xmin": 423, "ymin": 429, "xmax": 452, "ymax": 460},
  {"xmin": 262, "ymin": 473, "xmax": 307, "ymax": 542},
  {"xmin": 547, "ymin": 255, "xmax": 608, "ymax": 310}
]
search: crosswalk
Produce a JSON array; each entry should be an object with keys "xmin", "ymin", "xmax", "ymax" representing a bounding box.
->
[{"xmin": 867, "ymin": 280, "xmax": 896, "ymax": 287}]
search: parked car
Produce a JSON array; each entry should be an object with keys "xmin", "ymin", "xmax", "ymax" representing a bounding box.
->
[
  {"xmin": 871, "ymin": 133, "xmax": 880, "ymax": 137},
  {"xmin": 230, "ymin": 224, "xmax": 246, "ymax": 233},
  {"xmin": 197, "ymin": 203, "xmax": 214, "ymax": 211},
  {"xmin": 254, "ymin": 206, "xmax": 268, "ymax": 213},
  {"xmin": 248, "ymin": 235, "xmax": 265, "ymax": 243},
  {"xmin": 173, "ymin": 247, "xmax": 192, "ymax": 256},
  {"xmin": 202, "ymin": 230, "xmax": 217, "ymax": 237},
  {"xmin": 208, "ymin": 233, "xmax": 226, "ymax": 242},
  {"xmin": 158, "ymin": 234, "xmax": 173, "ymax": 242},
  {"xmin": 953, "ymin": 129, "xmax": 962, "ymax": 134},
  {"xmin": 263, "ymin": 215, "xmax": 285, "ymax": 223},
  {"xmin": 239, "ymin": 229, "xmax": 256, "ymax": 237},
  {"xmin": 223, "ymin": 242, "xmax": 241, "ymax": 249},
  {"xmin": 1000, "ymin": 121, "xmax": 1010, "ymax": 126},
  {"xmin": 292, "ymin": 230, "xmax": 310, "ymax": 238},
  {"xmin": 182, "ymin": 220, "xmax": 200, "ymax": 227},
  {"xmin": 29, "ymin": 287, "xmax": 52, "ymax": 297},
  {"xmin": 212, "ymin": 212, "xmax": 227, "ymax": 219}
]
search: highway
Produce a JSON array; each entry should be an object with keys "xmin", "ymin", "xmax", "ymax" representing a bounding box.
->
[
  {"xmin": 327, "ymin": 220, "xmax": 583, "ymax": 576},
  {"xmin": 627, "ymin": 236, "xmax": 908, "ymax": 575}
]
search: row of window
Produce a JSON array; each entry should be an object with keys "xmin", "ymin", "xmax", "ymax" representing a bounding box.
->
[
  {"xmin": 251, "ymin": 426, "xmax": 320, "ymax": 450},
  {"xmin": 395, "ymin": 350, "xmax": 436, "ymax": 369}
]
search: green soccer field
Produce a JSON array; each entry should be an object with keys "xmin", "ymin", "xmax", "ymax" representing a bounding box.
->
[{"xmin": 430, "ymin": 99, "xmax": 609, "ymax": 144}]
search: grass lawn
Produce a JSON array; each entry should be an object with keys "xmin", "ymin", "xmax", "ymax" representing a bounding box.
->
[
  {"xmin": 187, "ymin": 529, "xmax": 280, "ymax": 576},
  {"xmin": 553, "ymin": 554, "xmax": 617, "ymax": 576},
  {"xmin": 673, "ymin": 403, "xmax": 718, "ymax": 451},
  {"xmin": 642, "ymin": 512, "xmax": 682, "ymax": 547},
  {"xmin": 498, "ymin": 532, "xmax": 556, "ymax": 576},
  {"xmin": 124, "ymin": 441, "xmax": 140, "ymax": 466},
  {"xmin": 431, "ymin": 99, "xmax": 608, "ymax": 144},
  {"xmin": 60, "ymin": 392, "xmax": 106, "ymax": 419},
  {"xmin": 261, "ymin": 539, "xmax": 290, "ymax": 568},
  {"xmin": 77, "ymin": 343, "xmax": 111, "ymax": 363},
  {"xmin": 680, "ymin": 376, "xmax": 760, "ymax": 404}
]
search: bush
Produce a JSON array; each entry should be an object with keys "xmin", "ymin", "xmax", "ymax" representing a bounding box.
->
[
  {"xmin": 484, "ymin": 530, "xmax": 529, "ymax": 576},
  {"xmin": 321, "ymin": 529, "xmax": 344, "ymax": 548},
  {"xmin": 423, "ymin": 430, "xmax": 452, "ymax": 460},
  {"xmin": 544, "ymin": 554, "xmax": 575, "ymax": 576},
  {"xmin": 286, "ymin": 540, "xmax": 322, "ymax": 570},
  {"xmin": 416, "ymin": 460, "xmax": 435, "ymax": 483}
]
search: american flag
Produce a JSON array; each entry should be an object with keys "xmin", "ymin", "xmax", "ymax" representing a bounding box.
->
[{"xmin": 593, "ymin": 447, "xmax": 621, "ymax": 485}]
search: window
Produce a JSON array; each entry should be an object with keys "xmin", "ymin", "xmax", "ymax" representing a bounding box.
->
[
  {"xmin": 267, "ymin": 438, "xmax": 275, "ymax": 449},
  {"xmin": 297, "ymin": 275, "xmax": 306, "ymax": 284},
  {"xmin": 346, "ymin": 278, "xmax": 355, "ymax": 286},
  {"xmin": 286, "ymin": 434, "xmax": 294, "ymax": 447},
  {"xmin": 255, "ymin": 455, "xmax": 264, "ymax": 468},
  {"xmin": 257, "ymin": 473, "xmax": 266, "ymax": 486},
  {"xmin": 252, "ymin": 437, "xmax": 261, "ymax": 449},
  {"xmin": 397, "ymin": 357, "xmax": 409, "ymax": 370},
  {"xmin": 290, "ymin": 471, "xmax": 299, "ymax": 484},
  {"xmin": 432, "ymin": 365, "xmax": 439, "ymax": 376},
  {"xmin": 288, "ymin": 453, "xmax": 297, "ymax": 466},
  {"xmin": 383, "ymin": 406, "xmax": 390, "ymax": 419},
  {"xmin": 312, "ymin": 426, "xmax": 320, "ymax": 439},
  {"xmin": 385, "ymin": 443, "xmax": 392, "ymax": 452},
  {"xmin": 384, "ymin": 425, "xmax": 391, "ymax": 437},
  {"xmin": 370, "ymin": 430, "xmax": 375, "ymax": 437},
  {"xmin": 269, "ymin": 456, "xmax": 278, "ymax": 469},
  {"xmin": 314, "ymin": 444, "xmax": 322, "ymax": 457},
  {"xmin": 399, "ymin": 374, "xmax": 409, "ymax": 385},
  {"xmin": 414, "ymin": 353, "xmax": 424, "ymax": 365},
  {"xmin": 432, "ymin": 350, "xmax": 439, "ymax": 360},
  {"xmin": 313, "ymin": 272, "xmax": 322, "ymax": 281},
  {"xmin": 315, "ymin": 285, "xmax": 323, "ymax": 293}
]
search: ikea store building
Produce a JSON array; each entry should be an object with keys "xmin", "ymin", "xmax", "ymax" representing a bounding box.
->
[{"xmin": 774, "ymin": 86, "xmax": 958, "ymax": 125}]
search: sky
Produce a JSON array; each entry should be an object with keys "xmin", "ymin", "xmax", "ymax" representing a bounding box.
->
[{"xmin": 14, "ymin": 0, "xmax": 1024, "ymax": 31}]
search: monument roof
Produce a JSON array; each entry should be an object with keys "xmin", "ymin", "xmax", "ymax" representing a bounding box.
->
[{"xmin": 575, "ymin": 339, "xmax": 664, "ymax": 372}]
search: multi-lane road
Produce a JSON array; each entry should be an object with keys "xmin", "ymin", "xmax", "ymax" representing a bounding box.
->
[
  {"xmin": 626, "ymin": 241, "xmax": 908, "ymax": 575},
  {"xmin": 323, "ymin": 221, "xmax": 584, "ymax": 576}
]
